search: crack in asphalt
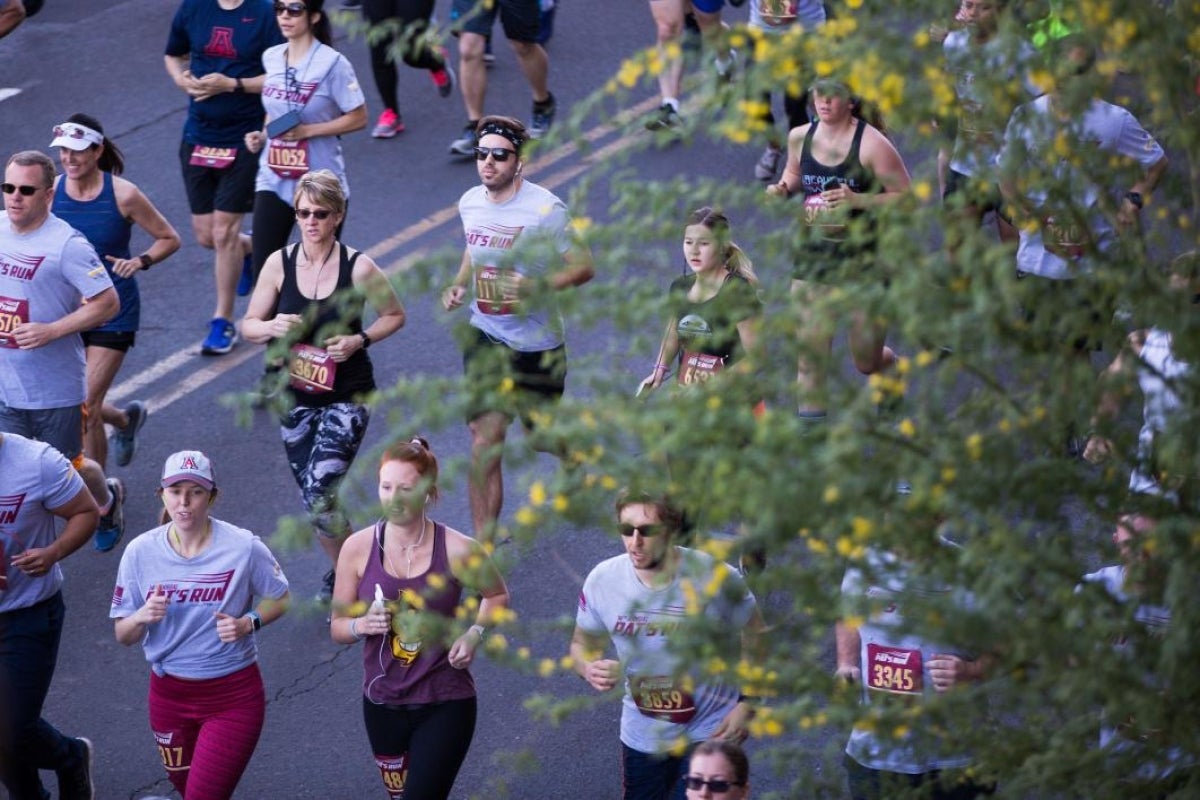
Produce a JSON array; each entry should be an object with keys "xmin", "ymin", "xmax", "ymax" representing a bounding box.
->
[{"xmin": 270, "ymin": 643, "xmax": 357, "ymax": 703}]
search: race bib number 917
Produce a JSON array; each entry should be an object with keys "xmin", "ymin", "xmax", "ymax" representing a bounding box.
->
[
  {"xmin": 867, "ymin": 644, "xmax": 923, "ymax": 695},
  {"xmin": 0, "ymin": 296, "xmax": 30, "ymax": 348}
]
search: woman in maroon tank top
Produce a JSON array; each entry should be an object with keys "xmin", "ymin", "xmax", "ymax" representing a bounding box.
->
[{"xmin": 329, "ymin": 436, "xmax": 510, "ymax": 800}]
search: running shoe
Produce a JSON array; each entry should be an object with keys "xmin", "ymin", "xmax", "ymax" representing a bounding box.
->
[
  {"xmin": 236, "ymin": 247, "xmax": 253, "ymax": 296},
  {"xmin": 110, "ymin": 400, "xmax": 147, "ymax": 467},
  {"xmin": 200, "ymin": 318, "xmax": 238, "ymax": 356},
  {"xmin": 529, "ymin": 93, "xmax": 557, "ymax": 139},
  {"xmin": 714, "ymin": 49, "xmax": 738, "ymax": 83},
  {"xmin": 645, "ymin": 103, "xmax": 683, "ymax": 131},
  {"xmin": 371, "ymin": 108, "xmax": 405, "ymax": 139},
  {"xmin": 430, "ymin": 50, "xmax": 456, "ymax": 98},
  {"xmin": 94, "ymin": 478, "xmax": 125, "ymax": 552},
  {"xmin": 57, "ymin": 737, "xmax": 94, "ymax": 800},
  {"xmin": 754, "ymin": 145, "xmax": 783, "ymax": 181},
  {"xmin": 448, "ymin": 123, "xmax": 478, "ymax": 157}
]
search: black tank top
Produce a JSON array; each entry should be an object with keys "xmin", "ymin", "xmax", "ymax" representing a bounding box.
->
[
  {"xmin": 277, "ymin": 242, "xmax": 375, "ymax": 407},
  {"xmin": 798, "ymin": 119, "xmax": 879, "ymax": 251}
]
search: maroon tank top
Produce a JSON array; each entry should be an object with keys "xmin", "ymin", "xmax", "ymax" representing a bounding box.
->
[{"xmin": 358, "ymin": 519, "xmax": 476, "ymax": 705}]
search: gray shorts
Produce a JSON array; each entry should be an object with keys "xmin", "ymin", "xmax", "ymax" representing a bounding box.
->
[{"xmin": 0, "ymin": 402, "xmax": 84, "ymax": 464}]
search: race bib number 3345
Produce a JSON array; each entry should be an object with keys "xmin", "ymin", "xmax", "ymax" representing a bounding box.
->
[{"xmin": 867, "ymin": 644, "xmax": 923, "ymax": 695}]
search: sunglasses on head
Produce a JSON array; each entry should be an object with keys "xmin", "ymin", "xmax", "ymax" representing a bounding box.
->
[
  {"xmin": 617, "ymin": 523, "xmax": 668, "ymax": 538},
  {"xmin": 474, "ymin": 146, "xmax": 516, "ymax": 162},
  {"xmin": 295, "ymin": 208, "xmax": 333, "ymax": 220},
  {"xmin": 1, "ymin": 183, "xmax": 42, "ymax": 196},
  {"xmin": 274, "ymin": 2, "xmax": 307, "ymax": 17},
  {"xmin": 683, "ymin": 776, "xmax": 744, "ymax": 794},
  {"xmin": 52, "ymin": 125, "xmax": 86, "ymax": 139}
]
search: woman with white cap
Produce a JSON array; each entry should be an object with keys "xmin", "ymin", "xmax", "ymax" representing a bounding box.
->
[
  {"xmin": 50, "ymin": 114, "xmax": 181, "ymax": 479},
  {"xmin": 109, "ymin": 450, "xmax": 290, "ymax": 800}
]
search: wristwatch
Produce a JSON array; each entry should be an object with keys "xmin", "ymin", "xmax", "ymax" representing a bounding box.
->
[
  {"xmin": 1125, "ymin": 191, "xmax": 1144, "ymax": 210},
  {"xmin": 138, "ymin": 253, "xmax": 153, "ymax": 270},
  {"xmin": 247, "ymin": 611, "xmax": 263, "ymax": 632},
  {"xmin": 359, "ymin": 331, "xmax": 371, "ymax": 350},
  {"xmin": 235, "ymin": 76, "xmax": 245, "ymax": 93}
]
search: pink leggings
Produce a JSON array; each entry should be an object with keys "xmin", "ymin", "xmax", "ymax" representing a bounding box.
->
[{"xmin": 148, "ymin": 663, "xmax": 266, "ymax": 800}]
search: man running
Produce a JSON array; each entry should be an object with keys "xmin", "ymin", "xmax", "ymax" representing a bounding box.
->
[
  {"xmin": 441, "ymin": 115, "xmax": 593, "ymax": 543},
  {"xmin": 0, "ymin": 150, "xmax": 127, "ymax": 551}
]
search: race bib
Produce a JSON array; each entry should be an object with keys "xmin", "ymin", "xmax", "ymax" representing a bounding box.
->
[
  {"xmin": 957, "ymin": 102, "xmax": 996, "ymax": 143},
  {"xmin": 803, "ymin": 194, "xmax": 850, "ymax": 241},
  {"xmin": 631, "ymin": 675, "xmax": 698, "ymax": 723},
  {"xmin": 375, "ymin": 753, "xmax": 408, "ymax": 800},
  {"xmin": 188, "ymin": 145, "xmax": 237, "ymax": 169},
  {"xmin": 758, "ymin": 0, "xmax": 798, "ymax": 25},
  {"xmin": 474, "ymin": 266, "xmax": 521, "ymax": 316},
  {"xmin": 267, "ymin": 139, "xmax": 310, "ymax": 179},
  {"xmin": 288, "ymin": 344, "xmax": 337, "ymax": 394},
  {"xmin": 679, "ymin": 351, "xmax": 725, "ymax": 385},
  {"xmin": 867, "ymin": 644, "xmax": 923, "ymax": 695},
  {"xmin": 0, "ymin": 296, "xmax": 30, "ymax": 348},
  {"xmin": 0, "ymin": 540, "xmax": 7, "ymax": 591},
  {"xmin": 1042, "ymin": 215, "xmax": 1088, "ymax": 260}
]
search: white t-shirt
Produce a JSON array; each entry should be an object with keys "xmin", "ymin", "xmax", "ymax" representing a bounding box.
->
[
  {"xmin": 0, "ymin": 212, "xmax": 111, "ymax": 408},
  {"xmin": 256, "ymin": 42, "xmax": 366, "ymax": 203},
  {"xmin": 0, "ymin": 433, "xmax": 86, "ymax": 612},
  {"xmin": 1130, "ymin": 328, "xmax": 1189, "ymax": 498},
  {"xmin": 110, "ymin": 518, "xmax": 290, "ymax": 680},
  {"xmin": 998, "ymin": 96, "xmax": 1165, "ymax": 279},
  {"xmin": 575, "ymin": 547, "xmax": 757, "ymax": 755},
  {"xmin": 748, "ymin": 0, "xmax": 824, "ymax": 33},
  {"xmin": 458, "ymin": 180, "xmax": 573, "ymax": 352}
]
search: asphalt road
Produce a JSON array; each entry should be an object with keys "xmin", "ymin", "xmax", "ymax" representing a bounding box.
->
[{"xmin": 0, "ymin": 1, "xmax": 821, "ymax": 798}]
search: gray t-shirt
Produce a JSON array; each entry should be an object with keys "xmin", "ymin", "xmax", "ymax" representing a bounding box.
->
[
  {"xmin": 575, "ymin": 547, "xmax": 757, "ymax": 755},
  {"xmin": 0, "ymin": 433, "xmax": 86, "ymax": 612},
  {"xmin": 459, "ymin": 180, "xmax": 573, "ymax": 352},
  {"xmin": 748, "ymin": 0, "xmax": 824, "ymax": 33},
  {"xmin": 110, "ymin": 518, "xmax": 290, "ymax": 679},
  {"xmin": 0, "ymin": 212, "xmax": 111, "ymax": 408}
]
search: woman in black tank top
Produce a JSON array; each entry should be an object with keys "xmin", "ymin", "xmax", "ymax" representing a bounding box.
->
[
  {"xmin": 766, "ymin": 79, "xmax": 912, "ymax": 421},
  {"xmin": 241, "ymin": 170, "xmax": 406, "ymax": 600}
]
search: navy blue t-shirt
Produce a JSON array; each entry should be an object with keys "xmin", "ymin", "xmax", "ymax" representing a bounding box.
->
[{"xmin": 165, "ymin": 0, "xmax": 283, "ymax": 146}]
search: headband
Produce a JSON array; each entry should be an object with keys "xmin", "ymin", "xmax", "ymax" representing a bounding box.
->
[{"xmin": 478, "ymin": 121, "xmax": 526, "ymax": 151}]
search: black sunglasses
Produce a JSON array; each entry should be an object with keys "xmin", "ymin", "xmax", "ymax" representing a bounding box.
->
[
  {"xmin": 683, "ymin": 776, "xmax": 744, "ymax": 794},
  {"xmin": 295, "ymin": 208, "xmax": 333, "ymax": 220},
  {"xmin": 1, "ymin": 183, "xmax": 42, "ymax": 196},
  {"xmin": 617, "ymin": 523, "xmax": 668, "ymax": 538},
  {"xmin": 474, "ymin": 146, "xmax": 516, "ymax": 162},
  {"xmin": 274, "ymin": 2, "xmax": 307, "ymax": 17}
]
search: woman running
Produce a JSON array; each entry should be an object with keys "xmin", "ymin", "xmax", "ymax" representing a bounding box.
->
[
  {"xmin": 245, "ymin": 0, "xmax": 367, "ymax": 280},
  {"xmin": 110, "ymin": 449, "xmax": 291, "ymax": 800},
  {"xmin": 331, "ymin": 436, "xmax": 510, "ymax": 800},
  {"xmin": 685, "ymin": 740, "xmax": 752, "ymax": 799},
  {"xmin": 241, "ymin": 170, "xmax": 405, "ymax": 603},
  {"xmin": 362, "ymin": 0, "xmax": 456, "ymax": 139},
  {"xmin": 767, "ymin": 78, "xmax": 911, "ymax": 422},
  {"xmin": 50, "ymin": 114, "xmax": 181, "ymax": 472}
]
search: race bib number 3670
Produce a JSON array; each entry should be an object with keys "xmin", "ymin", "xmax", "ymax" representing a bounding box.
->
[{"xmin": 867, "ymin": 644, "xmax": 923, "ymax": 695}]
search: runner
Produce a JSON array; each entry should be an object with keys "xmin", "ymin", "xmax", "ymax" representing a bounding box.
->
[
  {"xmin": 50, "ymin": 115, "xmax": 182, "ymax": 472},
  {"xmin": 637, "ymin": 207, "xmax": 761, "ymax": 396},
  {"xmin": 441, "ymin": 115, "xmax": 593, "ymax": 542},
  {"xmin": 164, "ymin": 0, "xmax": 281, "ymax": 355},
  {"xmin": 643, "ymin": 0, "xmax": 736, "ymax": 131},
  {"xmin": 110, "ymin": 450, "xmax": 291, "ymax": 800},
  {"xmin": 242, "ymin": 169, "xmax": 405, "ymax": 603},
  {"xmin": 331, "ymin": 437, "xmax": 510, "ymax": 800},
  {"xmin": 685, "ymin": 741, "xmax": 751, "ymax": 799},
  {"xmin": 244, "ymin": 0, "xmax": 367, "ymax": 280},
  {"xmin": 362, "ymin": 0, "xmax": 456, "ymax": 139},
  {"xmin": 0, "ymin": 0, "xmax": 24, "ymax": 38},
  {"xmin": 0, "ymin": 433, "xmax": 99, "ymax": 800},
  {"xmin": 766, "ymin": 79, "xmax": 911, "ymax": 422},
  {"xmin": 445, "ymin": 0, "xmax": 558, "ymax": 155},
  {"xmin": 0, "ymin": 149, "xmax": 128, "ymax": 552},
  {"xmin": 571, "ymin": 490, "xmax": 763, "ymax": 800}
]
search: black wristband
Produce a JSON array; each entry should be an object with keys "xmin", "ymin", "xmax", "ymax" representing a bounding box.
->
[
  {"xmin": 138, "ymin": 253, "xmax": 153, "ymax": 270},
  {"xmin": 359, "ymin": 331, "xmax": 371, "ymax": 350},
  {"xmin": 235, "ymin": 76, "xmax": 245, "ymax": 93},
  {"xmin": 1125, "ymin": 191, "xmax": 1144, "ymax": 210}
]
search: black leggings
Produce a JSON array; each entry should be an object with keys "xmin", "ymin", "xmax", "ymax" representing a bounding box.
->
[
  {"xmin": 251, "ymin": 190, "xmax": 349, "ymax": 280},
  {"xmin": 362, "ymin": 695, "xmax": 477, "ymax": 800},
  {"xmin": 363, "ymin": 0, "xmax": 444, "ymax": 113}
]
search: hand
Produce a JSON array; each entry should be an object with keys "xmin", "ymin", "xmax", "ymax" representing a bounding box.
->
[
  {"xmin": 136, "ymin": 584, "xmax": 170, "ymax": 627},
  {"xmin": 636, "ymin": 371, "xmax": 663, "ymax": 397},
  {"xmin": 441, "ymin": 285, "xmax": 466, "ymax": 311},
  {"xmin": 1116, "ymin": 198, "xmax": 1141, "ymax": 233},
  {"xmin": 447, "ymin": 628, "xmax": 482, "ymax": 670},
  {"xmin": 765, "ymin": 182, "xmax": 789, "ymax": 198},
  {"xmin": 174, "ymin": 68, "xmax": 204, "ymax": 96},
  {"xmin": 583, "ymin": 658, "xmax": 621, "ymax": 692},
  {"xmin": 214, "ymin": 611, "xmax": 249, "ymax": 643},
  {"xmin": 355, "ymin": 604, "xmax": 392, "ymax": 638},
  {"xmin": 279, "ymin": 124, "xmax": 309, "ymax": 143},
  {"xmin": 709, "ymin": 701, "xmax": 753, "ymax": 743},
  {"xmin": 11, "ymin": 545, "xmax": 57, "ymax": 577},
  {"xmin": 821, "ymin": 183, "xmax": 856, "ymax": 210},
  {"xmin": 191, "ymin": 72, "xmax": 229, "ymax": 102},
  {"xmin": 1083, "ymin": 435, "xmax": 1113, "ymax": 464},
  {"xmin": 11, "ymin": 321, "xmax": 56, "ymax": 349},
  {"xmin": 244, "ymin": 131, "xmax": 266, "ymax": 154},
  {"xmin": 106, "ymin": 255, "xmax": 142, "ymax": 279},
  {"xmin": 268, "ymin": 313, "xmax": 304, "ymax": 339},
  {"xmin": 929, "ymin": 653, "xmax": 974, "ymax": 693},
  {"xmin": 323, "ymin": 334, "xmax": 361, "ymax": 363},
  {"xmin": 834, "ymin": 664, "xmax": 862, "ymax": 685}
]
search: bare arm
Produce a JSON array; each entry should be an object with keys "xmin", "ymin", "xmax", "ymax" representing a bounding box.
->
[
  {"xmin": 1084, "ymin": 330, "xmax": 1147, "ymax": 463},
  {"xmin": 286, "ymin": 105, "xmax": 368, "ymax": 142},
  {"xmin": 241, "ymin": 251, "xmax": 301, "ymax": 344},
  {"xmin": 9, "ymin": 485, "xmax": 98, "ymax": 578},
  {"xmin": 13, "ymin": 287, "xmax": 119, "ymax": 350},
  {"xmin": 445, "ymin": 531, "xmax": 511, "ymax": 669},
  {"xmin": 638, "ymin": 319, "xmax": 680, "ymax": 393},
  {"xmin": 767, "ymin": 123, "xmax": 810, "ymax": 198},
  {"xmin": 548, "ymin": 242, "xmax": 595, "ymax": 290},
  {"xmin": 111, "ymin": 179, "xmax": 182, "ymax": 277},
  {"xmin": 570, "ymin": 625, "xmax": 621, "ymax": 692},
  {"xmin": 441, "ymin": 248, "xmax": 474, "ymax": 310},
  {"xmin": 0, "ymin": 0, "xmax": 25, "ymax": 38},
  {"xmin": 835, "ymin": 620, "xmax": 862, "ymax": 683},
  {"xmin": 321, "ymin": 253, "xmax": 406, "ymax": 362}
]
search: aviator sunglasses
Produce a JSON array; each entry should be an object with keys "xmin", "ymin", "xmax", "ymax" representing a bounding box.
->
[
  {"xmin": 274, "ymin": 2, "xmax": 307, "ymax": 17},
  {"xmin": 295, "ymin": 208, "xmax": 333, "ymax": 220},
  {"xmin": 474, "ymin": 146, "xmax": 516, "ymax": 162},
  {"xmin": 1, "ymin": 183, "xmax": 43, "ymax": 196},
  {"xmin": 682, "ymin": 776, "xmax": 745, "ymax": 794}
]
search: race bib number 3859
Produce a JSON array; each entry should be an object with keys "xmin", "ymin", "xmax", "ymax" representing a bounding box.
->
[
  {"xmin": 0, "ymin": 296, "xmax": 30, "ymax": 348},
  {"xmin": 867, "ymin": 644, "xmax": 923, "ymax": 695},
  {"xmin": 631, "ymin": 675, "xmax": 698, "ymax": 723}
]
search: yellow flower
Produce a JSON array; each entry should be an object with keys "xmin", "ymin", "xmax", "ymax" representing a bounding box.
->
[
  {"xmin": 707, "ymin": 395, "xmax": 723, "ymax": 409},
  {"xmin": 552, "ymin": 494, "xmax": 569, "ymax": 512},
  {"xmin": 966, "ymin": 433, "xmax": 983, "ymax": 461},
  {"xmin": 912, "ymin": 181, "xmax": 932, "ymax": 202},
  {"xmin": 499, "ymin": 377, "xmax": 515, "ymax": 394},
  {"xmin": 824, "ymin": 485, "xmax": 840, "ymax": 504},
  {"xmin": 851, "ymin": 516, "xmax": 873, "ymax": 540},
  {"xmin": 538, "ymin": 658, "xmax": 556, "ymax": 678},
  {"xmin": 569, "ymin": 217, "xmax": 592, "ymax": 235},
  {"xmin": 426, "ymin": 573, "xmax": 446, "ymax": 590},
  {"xmin": 898, "ymin": 418, "xmax": 916, "ymax": 438},
  {"xmin": 617, "ymin": 58, "xmax": 644, "ymax": 89},
  {"xmin": 529, "ymin": 482, "xmax": 547, "ymax": 507},
  {"xmin": 515, "ymin": 507, "xmax": 538, "ymax": 526},
  {"xmin": 916, "ymin": 350, "xmax": 935, "ymax": 368}
]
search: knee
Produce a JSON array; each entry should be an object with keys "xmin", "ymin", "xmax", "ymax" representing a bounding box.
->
[
  {"xmin": 459, "ymin": 33, "xmax": 484, "ymax": 61},
  {"xmin": 656, "ymin": 20, "xmax": 682, "ymax": 42},
  {"xmin": 210, "ymin": 218, "xmax": 241, "ymax": 249},
  {"xmin": 192, "ymin": 218, "xmax": 215, "ymax": 250},
  {"xmin": 508, "ymin": 39, "xmax": 537, "ymax": 58}
]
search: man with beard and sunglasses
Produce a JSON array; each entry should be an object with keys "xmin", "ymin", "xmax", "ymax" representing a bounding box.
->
[
  {"xmin": 570, "ymin": 490, "xmax": 763, "ymax": 800},
  {"xmin": 441, "ymin": 115, "xmax": 593, "ymax": 545}
]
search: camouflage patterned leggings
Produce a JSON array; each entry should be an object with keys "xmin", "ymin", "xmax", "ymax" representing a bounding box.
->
[{"xmin": 280, "ymin": 402, "xmax": 370, "ymax": 539}]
